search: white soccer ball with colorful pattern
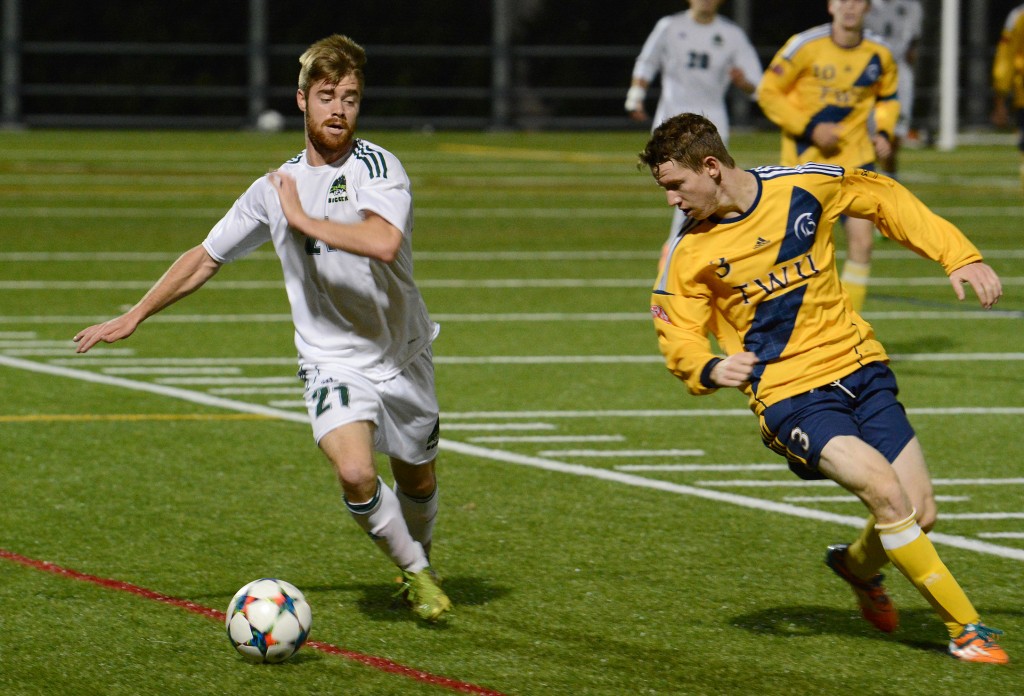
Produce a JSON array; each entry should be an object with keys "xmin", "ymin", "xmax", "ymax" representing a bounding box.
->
[{"xmin": 226, "ymin": 578, "xmax": 312, "ymax": 663}]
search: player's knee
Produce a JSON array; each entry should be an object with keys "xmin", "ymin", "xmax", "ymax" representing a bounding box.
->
[
  {"xmin": 914, "ymin": 497, "xmax": 938, "ymax": 532},
  {"xmin": 392, "ymin": 458, "xmax": 436, "ymax": 498}
]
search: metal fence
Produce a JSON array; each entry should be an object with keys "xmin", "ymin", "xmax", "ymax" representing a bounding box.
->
[{"xmin": 0, "ymin": 0, "xmax": 1005, "ymax": 134}]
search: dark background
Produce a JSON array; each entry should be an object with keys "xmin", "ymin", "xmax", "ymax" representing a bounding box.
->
[{"xmin": 12, "ymin": 0, "xmax": 1019, "ymax": 128}]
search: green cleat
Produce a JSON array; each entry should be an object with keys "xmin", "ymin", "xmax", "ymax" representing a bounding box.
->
[{"xmin": 395, "ymin": 567, "xmax": 452, "ymax": 622}]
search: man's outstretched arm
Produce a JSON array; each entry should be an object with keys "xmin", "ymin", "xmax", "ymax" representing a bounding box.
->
[{"xmin": 73, "ymin": 245, "xmax": 222, "ymax": 353}]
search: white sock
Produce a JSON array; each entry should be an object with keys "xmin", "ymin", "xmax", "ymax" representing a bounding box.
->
[
  {"xmin": 346, "ymin": 477, "xmax": 428, "ymax": 573},
  {"xmin": 394, "ymin": 484, "xmax": 438, "ymax": 560}
]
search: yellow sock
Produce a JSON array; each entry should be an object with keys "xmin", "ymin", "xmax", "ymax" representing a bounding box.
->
[
  {"xmin": 840, "ymin": 260, "xmax": 870, "ymax": 313},
  {"xmin": 877, "ymin": 512, "xmax": 980, "ymax": 637},
  {"xmin": 844, "ymin": 516, "xmax": 889, "ymax": 579}
]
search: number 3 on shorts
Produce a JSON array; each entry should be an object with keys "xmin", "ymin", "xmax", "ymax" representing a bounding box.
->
[{"xmin": 314, "ymin": 384, "xmax": 350, "ymax": 417}]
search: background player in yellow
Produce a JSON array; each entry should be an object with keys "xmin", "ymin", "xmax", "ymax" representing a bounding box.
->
[
  {"xmin": 642, "ymin": 113, "xmax": 1008, "ymax": 664},
  {"xmin": 991, "ymin": 3, "xmax": 1024, "ymax": 193},
  {"xmin": 757, "ymin": 0, "xmax": 898, "ymax": 313}
]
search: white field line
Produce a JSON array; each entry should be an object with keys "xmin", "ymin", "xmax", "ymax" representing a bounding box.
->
[
  {"xmin": 939, "ymin": 513, "xmax": 1024, "ymax": 520},
  {"xmin": 0, "ymin": 355, "xmax": 308, "ymax": 424},
  {"xmin": 1, "ymin": 206, "xmax": 1020, "ymax": 219},
  {"xmin": 784, "ymin": 495, "xmax": 972, "ymax": 503},
  {"xmin": 156, "ymin": 376, "xmax": 297, "ymax": 385},
  {"xmin": 616, "ymin": 464, "xmax": 786, "ymax": 472},
  {"xmin": 208, "ymin": 387, "xmax": 301, "ymax": 395},
  {"xmin": 1, "ymin": 354, "xmax": 1021, "ymax": 563},
  {"xmin": 0, "ymin": 332, "xmax": 37, "ymax": 338},
  {"xmin": 694, "ymin": 478, "xmax": 1024, "ymax": 488},
  {"xmin": 538, "ymin": 448, "xmax": 705, "ymax": 457},
  {"xmin": 440, "ymin": 439, "xmax": 1024, "ymax": 562},
  {"xmin": 442, "ymin": 422, "xmax": 557, "ymax": 431},
  {"xmin": 468, "ymin": 435, "xmax": 624, "ymax": 443},
  {"xmin": 442, "ymin": 407, "xmax": 1024, "ymax": 418},
  {"xmin": 979, "ymin": 532, "xmax": 1024, "ymax": 539},
  {"xmin": 49, "ymin": 357, "xmax": 299, "ymax": 366},
  {"xmin": 0, "ymin": 340, "xmax": 77, "ymax": 348},
  {"xmin": 5, "ymin": 277, "xmax": 1024, "ymax": 290},
  {"xmin": 3, "ymin": 311, "xmax": 1022, "ymax": 326},
  {"xmin": 102, "ymin": 367, "xmax": 242, "ymax": 375},
  {"xmin": 35, "ymin": 353, "xmax": 1024, "ymax": 368},
  {"xmin": 2, "ymin": 249, "xmax": 1023, "ymax": 263},
  {"xmin": 2, "ymin": 348, "xmax": 137, "ymax": 357}
]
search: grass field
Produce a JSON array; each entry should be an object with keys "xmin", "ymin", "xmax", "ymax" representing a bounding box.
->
[{"xmin": 0, "ymin": 127, "xmax": 1022, "ymax": 695}]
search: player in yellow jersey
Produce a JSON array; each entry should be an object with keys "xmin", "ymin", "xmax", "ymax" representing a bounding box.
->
[
  {"xmin": 992, "ymin": 3, "xmax": 1024, "ymax": 193},
  {"xmin": 757, "ymin": 0, "xmax": 898, "ymax": 313},
  {"xmin": 641, "ymin": 113, "xmax": 1008, "ymax": 664}
]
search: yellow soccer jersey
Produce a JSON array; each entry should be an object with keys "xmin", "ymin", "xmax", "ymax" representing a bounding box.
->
[
  {"xmin": 758, "ymin": 24, "xmax": 899, "ymax": 168},
  {"xmin": 993, "ymin": 4, "xmax": 1024, "ymax": 109},
  {"xmin": 651, "ymin": 165, "xmax": 983, "ymax": 415}
]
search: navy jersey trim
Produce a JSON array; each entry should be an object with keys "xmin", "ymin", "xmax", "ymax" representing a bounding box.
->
[{"xmin": 354, "ymin": 140, "xmax": 389, "ymax": 179}]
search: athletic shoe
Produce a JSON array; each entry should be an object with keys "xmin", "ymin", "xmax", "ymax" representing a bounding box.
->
[
  {"xmin": 825, "ymin": 543, "xmax": 899, "ymax": 633},
  {"xmin": 395, "ymin": 567, "xmax": 452, "ymax": 622},
  {"xmin": 949, "ymin": 623, "xmax": 1009, "ymax": 664}
]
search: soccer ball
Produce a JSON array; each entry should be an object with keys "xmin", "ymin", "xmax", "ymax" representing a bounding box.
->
[
  {"xmin": 226, "ymin": 578, "xmax": 312, "ymax": 663},
  {"xmin": 255, "ymin": 109, "xmax": 285, "ymax": 133}
]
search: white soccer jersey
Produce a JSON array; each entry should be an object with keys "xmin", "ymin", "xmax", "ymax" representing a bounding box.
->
[
  {"xmin": 202, "ymin": 139, "xmax": 437, "ymax": 381},
  {"xmin": 631, "ymin": 10, "xmax": 763, "ymax": 141},
  {"xmin": 864, "ymin": 0, "xmax": 923, "ymax": 62}
]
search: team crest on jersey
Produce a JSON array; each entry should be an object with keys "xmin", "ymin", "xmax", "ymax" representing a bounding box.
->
[
  {"xmin": 793, "ymin": 212, "xmax": 817, "ymax": 240},
  {"xmin": 651, "ymin": 304, "xmax": 672, "ymax": 325},
  {"xmin": 327, "ymin": 175, "xmax": 348, "ymax": 203}
]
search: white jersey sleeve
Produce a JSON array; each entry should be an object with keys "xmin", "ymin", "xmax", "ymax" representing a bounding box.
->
[
  {"xmin": 350, "ymin": 141, "xmax": 412, "ymax": 235},
  {"xmin": 632, "ymin": 16, "xmax": 674, "ymax": 83},
  {"xmin": 732, "ymin": 24, "xmax": 763, "ymax": 96},
  {"xmin": 202, "ymin": 178, "xmax": 274, "ymax": 263}
]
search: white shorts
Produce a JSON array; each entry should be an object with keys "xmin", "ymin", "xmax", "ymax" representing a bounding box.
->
[{"xmin": 299, "ymin": 349, "xmax": 440, "ymax": 465}]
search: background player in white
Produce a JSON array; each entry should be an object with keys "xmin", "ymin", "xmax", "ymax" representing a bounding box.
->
[
  {"xmin": 625, "ymin": 0, "xmax": 763, "ymax": 255},
  {"xmin": 865, "ymin": 0, "xmax": 923, "ymax": 176},
  {"xmin": 72, "ymin": 34, "xmax": 452, "ymax": 622}
]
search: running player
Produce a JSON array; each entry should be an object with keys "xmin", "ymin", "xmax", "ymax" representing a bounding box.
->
[
  {"xmin": 626, "ymin": 0, "xmax": 762, "ymax": 245},
  {"xmin": 73, "ymin": 34, "xmax": 451, "ymax": 622},
  {"xmin": 992, "ymin": 3, "xmax": 1024, "ymax": 194},
  {"xmin": 865, "ymin": 0, "xmax": 924, "ymax": 175},
  {"xmin": 757, "ymin": 0, "xmax": 898, "ymax": 313},
  {"xmin": 642, "ymin": 112, "xmax": 1008, "ymax": 664}
]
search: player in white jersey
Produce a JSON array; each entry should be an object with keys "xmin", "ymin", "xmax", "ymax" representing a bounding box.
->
[
  {"xmin": 865, "ymin": 0, "xmax": 923, "ymax": 174},
  {"xmin": 626, "ymin": 0, "xmax": 762, "ymax": 248},
  {"xmin": 73, "ymin": 34, "xmax": 452, "ymax": 622},
  {"xmin": 625, "ymin": 0, "xmax": 762, "ymax": 142}
]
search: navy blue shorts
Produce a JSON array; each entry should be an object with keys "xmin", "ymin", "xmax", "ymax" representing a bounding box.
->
[
  {"xmin": 758, "ymin": 362, "xmax": 915, "ymax": 480},
  {"xmin": 1017, "ymin": 108, "xmax": 1024, "ymax": 152}
]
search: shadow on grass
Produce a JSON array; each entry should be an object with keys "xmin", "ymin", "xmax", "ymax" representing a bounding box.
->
[
  {"xmin": 299, "ymin": 575, "xmax": 510, "ymax": 626},
  {"xmin": 730, "ymin": 605, "xmax": 950, "ymax": 657}
]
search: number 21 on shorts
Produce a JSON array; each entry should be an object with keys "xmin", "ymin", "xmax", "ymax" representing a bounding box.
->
[{"xmin": 313, "ymin": 384, "xmax": 349, "ymax": 417}]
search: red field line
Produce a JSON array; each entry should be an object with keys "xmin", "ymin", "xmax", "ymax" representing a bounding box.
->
[{"xmin": 1, "ymin": 548, "xmax": 507, "ymax": 696}]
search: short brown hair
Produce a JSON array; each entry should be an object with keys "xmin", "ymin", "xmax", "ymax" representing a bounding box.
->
[
  {"xmin": 638, "ymin": 113, "xmax": 735, "ymax": 173},
  {"xmin": 298, "ymin": 34, "xmax": 367, "ymax": 95}
]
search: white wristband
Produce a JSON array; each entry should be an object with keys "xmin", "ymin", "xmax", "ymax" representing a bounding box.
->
[{"xmin": 625, "ymin": 85, "xmax": 646, "ymax": 112}]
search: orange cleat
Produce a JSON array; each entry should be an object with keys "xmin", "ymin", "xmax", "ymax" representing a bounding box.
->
[
  {"xmin": 949, "ymin": 623, "xmax": 1009, "ymax": 664},
  {"xmin": 825, "ymin": 543, "xmax": 899, "ymax": 633}
]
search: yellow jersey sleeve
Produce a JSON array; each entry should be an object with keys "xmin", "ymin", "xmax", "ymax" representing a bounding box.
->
[{"xmin": 837, "ymin": 168, "xmax": 984, "ymax": 274}]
